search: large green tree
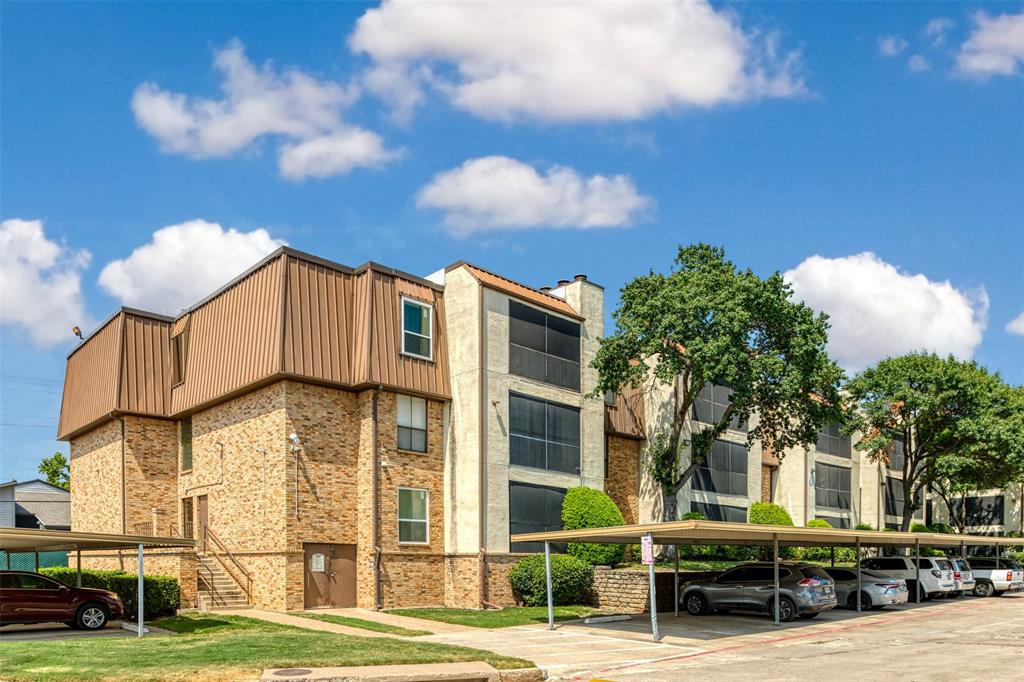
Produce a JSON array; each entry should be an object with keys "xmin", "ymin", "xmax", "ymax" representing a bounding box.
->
[
  {"xmin": 846, "ymin": 353, "xmax": 1023, "ymax": 532},
  {"xmin": 38, "ymin": 451, "xmax": 70, "ymax": 490},
  {"xmin": 592, "ymin": 244, "xmax": 844, "ymax": 525}
]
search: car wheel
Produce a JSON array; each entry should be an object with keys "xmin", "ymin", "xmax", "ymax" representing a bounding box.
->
[
  {"xmin": 773, "ymin": 596, "xmax": 797, "ymax": 623},
  {"xmin": 973, "ymin": 581, "xmax": 993, "ymax": 598},
  {"xmin": 847, "ymin": 591, "xmax": 872, "ymax": 610},
  {"xmin": 684, "ymin": 592, "xmax": 708, "ymax": 616},
  {"xmin": 76, "ymin": 604, "xmax": 108, "ymax": 631}
]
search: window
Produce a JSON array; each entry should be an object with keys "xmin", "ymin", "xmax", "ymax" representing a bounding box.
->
[
  {"xmin": 1, "ymin": 574, "xmax": 60, "ymax": 590},
  {"xmin": 510, "ymin": 482, "xmax": 566, "ymax": 553},
  {"xmin": 690, "ymin": 501, "xmax": 748, "ymax": 523},
  {"xmin": 887, "ymin": 437, "xmax": 906, "ymax": 472},
  {"xmin": 816, "ymin": 423, "xmax": 851, "ymax": 458},
  {"xmin": 509, "ymin": 301, "xmax": 581, "ymax": 391},
  {"xmin": 181, "ymin": 497, "xmax": 194, "ymax": 539},
  {"xmin": 951, "ymin": 495, "xmax": 1004, "ymax": 526},
  {"xmin": 720, "ymin": 566, "xmax": 788, "ymax": 582},
  {"xmin": 171, "ymin": 333, "xmax": 187, "ymax": 385},
  {"xmin": 397, "ymin": 395, "xmax": 428, "ymax": 452},
  {"xmin": 863, "ymin": 557, "xmax": 908, "ymax": 571},
  {"xmin": 509, "ymin": 393, "xmax": 580, "ymax": 474},
  {"xmin": 815, "ymin": 515, "xmax": 852, "ymax": 529},
  {"xmin": 397, "ymin": 488, "xmax": 428, "ymax": 543},
  {"xmin": 604, "ymin": 390, "xmax": 616, "ymax": 406},
  {"xmin": 692, "ymin": 383, "xmax": 746, "ymax": 432},
  {"xmin": 692, "ymin": 440, "xmax": 748, "ymax": 496},
  {"xmin": 401, "ymin": 298, "xmax": 433, "ymax": 360},
  {"xmin": 815, "ymin": 463, "xmax": 851, "ymax": 510},
  {"xmin": 180, "ymin": 417, "xmax": 193, "ymax": 471},
  {"xmin": 884, "ymin": 476, "xmax": 905, "ymax": 517}
]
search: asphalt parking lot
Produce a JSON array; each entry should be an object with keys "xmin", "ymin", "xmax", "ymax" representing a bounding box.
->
[{"xmin": 424, "ymin": 594, "xmax": 1024, "ymax": 681}]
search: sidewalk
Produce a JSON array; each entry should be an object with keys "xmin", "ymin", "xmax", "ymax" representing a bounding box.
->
[{"xmin": 217, "ymin": 608, "xmax": 396, "ymax": 638}]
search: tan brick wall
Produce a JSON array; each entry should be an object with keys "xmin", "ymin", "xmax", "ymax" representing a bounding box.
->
[
  {"xmin": 484, "ymin": 553, "xmax": 527, "ymax": 606},
  {"xmin": 605, "ymin": 436, "xmax": 641, "ymax": 525},
  {"xmin": 445, "ymin": 554, "xmax": 482, "ymax": 609},
  {"xmin": 124, "ymin": 417, "xmax": 178, "ymax": 534},
  {"xmin": 761, "ymin": 464, "xmax": 774, "ymax": 503},
  {"xmin": 70, "ymin": 419, "xmax": 123, "ymax": 534}
]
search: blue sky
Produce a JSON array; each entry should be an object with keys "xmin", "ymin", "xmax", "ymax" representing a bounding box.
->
[{"xmin": 2, "ymin": 1, "xmax": 1022, "ymax": 482}]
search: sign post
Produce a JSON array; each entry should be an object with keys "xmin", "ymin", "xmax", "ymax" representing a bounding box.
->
[{"xmin": 642, "ymin": 534, "xmax": 660, "ymax": 642}]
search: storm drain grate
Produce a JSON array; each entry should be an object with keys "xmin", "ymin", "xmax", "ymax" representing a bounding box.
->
[{"xmin": 273, "ymin": 670, "xmax": 312, "ymax": 677}]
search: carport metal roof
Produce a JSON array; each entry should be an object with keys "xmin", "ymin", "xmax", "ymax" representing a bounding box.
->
[
  {"xmin": 511, "ymin": 519, "xmax": 1023, "ymax": 548},
  {"xmin": 0, "ymin": 527, "xmax": 194, "ymax": 552}
]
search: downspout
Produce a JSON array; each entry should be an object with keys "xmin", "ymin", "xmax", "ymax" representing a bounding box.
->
[
  {"xmin": 120, "ymin": 416, "xmax": 126, "ymax": 534},
  {"xmin": 372, "ymin": 386, "xmax": 383, "ymax": 610},
  {"xmin": 478, "ymin": 283, "xmax": 487, "ymax": 608}
]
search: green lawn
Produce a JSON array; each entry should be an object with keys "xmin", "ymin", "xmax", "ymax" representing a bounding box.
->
[
  {"xmin": 0, "ymin": 613, "xmax": 532, "ymax": 682},
  {"xmin": 388, "ymin": 605, "xmax": 600, "ymax": 628},
  {"xmin": 293, "ymin": 611, "xmax": 430, "ymax": 637}
]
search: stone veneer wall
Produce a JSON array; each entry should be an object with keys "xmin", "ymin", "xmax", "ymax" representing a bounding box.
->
[
  {"xmin": 605, "ymin": 436, "xmax": 641, "ymax": 525},
  {"xmin": 484, "ymin": 553, "xmax": 526, "ymax": 606},
  {"xmin": 591, "ymin": 567, "xmax": 703, "ymax": 613},
  {"xmin": 123, "ymin": 417, "xmax": 178, "ymax": 533}
]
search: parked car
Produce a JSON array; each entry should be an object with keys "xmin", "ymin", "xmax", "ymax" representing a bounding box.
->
[
  {"xmin": 823, "ymin": 567, "xmax": 908, "ymax": 610},
  {"xmin": 966, "ymin": 557, "xmax": 1024, "ymax": 597},
  {"xmin": 860, "ymin": 556, "xmax": 955, "ymax": 602},
  {"xmin": 681, "ymin": 562, "xmax": 837, "ymax": 622},
  {"xmin": 0, "ymin": 570, "xmax": 124, "ymax": 630},
  {"xmin": 947, "ymin": 558, "xmax": 976, "ymax": 598}
]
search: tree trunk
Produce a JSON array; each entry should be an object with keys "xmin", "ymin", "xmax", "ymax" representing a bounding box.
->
[{"xmin": 656, "ymin": 490, "xmax": 679, "ymax": 562}]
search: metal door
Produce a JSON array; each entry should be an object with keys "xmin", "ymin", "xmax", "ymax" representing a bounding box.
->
[{"xmin": 304, "ymin": 543, "xmax": 356, "ymax": 609}]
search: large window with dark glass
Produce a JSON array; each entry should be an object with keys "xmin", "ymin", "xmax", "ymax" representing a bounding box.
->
[
  {"xmin": 690, "ymin": 501, "xmax": 747, "ymax": 523},
  {"xmin": 692, "ymin": 439, "xmax": 748, "ymax": 496},
  {"xmin": 887, "ymin": 437, "xmax": 906, "ymax": 472},
  {"xmin": 952, "ymin": 495, "xmax": 1004, "ymax": 526},
  {"xmin": 884, "ymin": 476, "xmax": 905, "ymax": 517},
  {"xmin": 509, "ymin": 301, "xmax": 581, "ymax": 391},
  {"xmin": 509, "ymin": 482, "xmax": 566, "ymax": 553},
  {"xmin": 509, "ymin": 393, "xmax": 580, "ymax": 474},
  {"xmin": 692, "ymin": 383, "xmax": 746, "ymax": 432},
  {"xmin": 815, "ymin": 462, "xmax": 851, "ymax": 510},
  {"xmin": 816, "ymin": 423, "xmax": 851, "ymax": 458},
  {"xmin": 815, "ymin": 515, "xmax": 852, "ymax": 529}
]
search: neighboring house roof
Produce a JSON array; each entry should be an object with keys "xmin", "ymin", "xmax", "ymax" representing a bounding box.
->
[
  {"xmin": 449, "ymin": 261, "xmax": 584, "ymax": 320},
  {"xmin": 0, "ymin": 480, "xmax": 71, "ymax": 530}
]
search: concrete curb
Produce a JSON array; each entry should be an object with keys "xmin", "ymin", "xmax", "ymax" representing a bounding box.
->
[{"xmin": 261, "ymin": 663, "xmax": 544, "ymax": 681}]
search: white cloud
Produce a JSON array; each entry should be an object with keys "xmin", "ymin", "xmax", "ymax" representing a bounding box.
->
[
  {"xmin": 924, "ymin": 17, "xmax": 955, "ymax": 46},
  {"xmin": 0, "ymin": 219, "xmax": 91, "ymax": 347},
  {"xmin": 132, "ymin": 39, "xmax": 398, "ymax": 178},
  {"xmin": 98, "ymin": 220, "xmax": 285, "ymax": 313},
  {"xmin": 956, "ymin": 11, "xmax": 1024, "ymax": 77},
  {"xmin": 350, "ymin": 0, "xmax": 806, "ymax": 123},
  {"xmin": 278, "ymin": 128, "xmax": 402, "ymax": 180},
  {"xmin": 907, "ymin": 55, "xmax": 932, "ymax": 73},
  {"xmin": 1007, "ymin": 312, "xmax": 1024, "ymax": 337},
  {"xmin": 784, "ymin": 252, "xmax": 988, "ymax": 372},
  {"xmin": 878, "ymin": 35, "xmax": 908, "ymax": 57},
  {"xmin": 416, "ymin": 156, "xmax": 653, "ymax": 236}
]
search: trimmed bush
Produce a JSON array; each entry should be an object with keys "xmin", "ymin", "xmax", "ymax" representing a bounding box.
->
[
  {"xmin": 855, "ymin": 522, "xmax": 876, "ymax": 531},
  {"xmin": 40, "ymin": 567, "xmax": 179, "ymax": 619},
  {"xmin": 508, "ymin": 554, "xmax": 594, "ymax": 606},
  {"xmin": 677, "ymin": 511, "xmax": 758, "ymax": 561},
  {"xmin": 802, "ymin": 519, "xmax": 856, "ymax": 563},
  {"xmin": 562, "ymin": 487, "xmax": 626, "ymax": 566},
  {"xmin": 749, "ymin": 502, "xmax": 798, "ymax": 560}
]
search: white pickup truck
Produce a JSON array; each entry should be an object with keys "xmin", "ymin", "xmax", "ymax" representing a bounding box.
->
[{"xmin": 967, "ymin": 557, "xmax": 1024, "ymax": 597}]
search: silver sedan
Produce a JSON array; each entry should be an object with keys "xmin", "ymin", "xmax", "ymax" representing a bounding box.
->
[{"xmin": 824, "ymin": 567, "xmax": 908, "ymax": 610}]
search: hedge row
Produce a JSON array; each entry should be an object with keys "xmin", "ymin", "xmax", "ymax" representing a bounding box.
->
[
  {"xmin": 40, "ymin": 567, "xmax": 179, "ymax": 620},
  {"xmin": 508, "ymin": 554, "xmax": 594, "ymax": 606}
]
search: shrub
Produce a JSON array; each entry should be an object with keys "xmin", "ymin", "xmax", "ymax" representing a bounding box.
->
[
  {"xmin": 855, "ymin": 522, "xmax": 876, "ymax": 531},
  {"xmin": 561, "ymin": 487, "xmax": 626, "ymax": 566},
  {"xmin": 749, "ymin": 502, "xmax": 797, "ymax": 559},
  {"xmin": 40, "ymin": 567, "xmax": 179, "ymax": 619},
  {"xmin": 508, "ymin": 553, "xmax": 593, "ymax": 606},
  {"xmin": 802, "ymin": 519, "xmax": 856, "ymax": 563},
  {"xmin": 677, "ymin": 511, "xmax": 759, "ymax": 561},
  {"xmin": 927, "ymin": 523, "xmax": 955, "ymax": 534}
]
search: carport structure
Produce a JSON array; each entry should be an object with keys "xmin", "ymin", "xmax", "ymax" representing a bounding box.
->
[
  {"xmin": 512, "ymin": 520, "xmax": 1023, "ymax": 641},
  {"xmin": 0, "ymin": 528, "xmax": 194, "ymax": 636}
]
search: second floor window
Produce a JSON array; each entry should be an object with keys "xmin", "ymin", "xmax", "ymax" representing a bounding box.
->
[
  {"xmin": 816, "ymin": 423, "xmax": 851, "ymax": 458},
  {"xmin": 952, "ymin": 495, "xmax": 1004, "ymax": 526},
  {"xmin": 180, "ymin": 416, "xmax": 193, "ymax": 471},
  {"xmin": 815, "ymin": 462, "xmax": 851, "ymax": 510},
  {"xmin": 509, "ymin": 393, "xmax": 580, "ymax": 475},
  {"xmin": 401, "ymin": 298, "xmax": 433, "ymax": 360},
  {"xmin": 397, "ymin": 394, "xmax": 427, "ymax": 452},
  {"xmin": 509, "ymin": 300, "xmax": 581, "ymax": 391},
  {"xmin": 887, "ymin": 436, "xmax": 906, "ymax": 472},
  {"xmin": 692, "ymin": 439, "xmax": 748, "ymax": 496},
  {"xmin": 884, "ymin": 476, "xmax": 905, "ymax": 517},
  {"xmin": 693, "ymin": 383, "xmax": 746, "ymax": 433}
]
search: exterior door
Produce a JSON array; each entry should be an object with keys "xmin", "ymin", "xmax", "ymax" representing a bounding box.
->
[
  {"xmin": 303, "ymin": 543, "xmax": 356, "ymax": 609},
  {"xmin": 197, "ymin": 495, "xmax": 209, "ymax": 550}
]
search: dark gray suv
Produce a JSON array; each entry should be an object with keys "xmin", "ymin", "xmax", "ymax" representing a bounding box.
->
[{"xmin": 681, "ymin": 563, "xmax": 837, "ymax": 622}]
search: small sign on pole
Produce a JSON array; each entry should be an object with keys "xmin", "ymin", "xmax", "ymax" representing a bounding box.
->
[{"xmin": 641, "ymin": 534, "xmax": 654, "ymax": 565}]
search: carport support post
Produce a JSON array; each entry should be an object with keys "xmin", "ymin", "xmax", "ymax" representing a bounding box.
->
[
  {"xmin": 855, "ymin": 538, "xmax": 862, "ymax": 613},
  {"xmin": 544, "ymin": 541, "xmax": 554, "ymax": 631},
  {"xmin": 137, "ymin": 543, "xmax": 144, "ymax": 638},
  {"xmin": 830, "ymin": 546, "xmax": 835, "ymax": 567},
  {"xmin": 674, "ymin": 547, "xmax": 679, "ymax": 618},
  {"xmin": 645, "ymin": 533, "xmax": 660, "ymax": 642},
  {"xmin": 76, "ymin": 549, "xmax": 82, "ymax": 587},
  {"xmin": 915, "ymin": 539, "xmax": 921, "ymax": 603},
  {"xmin": 773, "ymin": 534, "xmax": 780, "ymax": 625}
]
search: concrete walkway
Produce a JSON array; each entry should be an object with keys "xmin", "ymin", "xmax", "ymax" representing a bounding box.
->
[
  {"xmin": 307, "ymin": 608, "xmax": 475, "ymax": 634},
  {"xmin": 218, "ymin": 608, "xmax": 396, "ymax": 638}
]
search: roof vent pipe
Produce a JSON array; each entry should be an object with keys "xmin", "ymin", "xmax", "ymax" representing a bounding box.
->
[
  {"xmin": 557, "ymin": 279, "xmax": 571, "ymax": 287},
  {"xmin": 574, "ymin": 274, "xmax": 587, "ymax": 282},
  {"xmin": 539, "ymin": 286, "xmax": 552, "ymax": 292}
]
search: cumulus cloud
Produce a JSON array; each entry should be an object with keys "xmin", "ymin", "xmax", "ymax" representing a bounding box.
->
[
  {"xmin": 907, "ymin": 55, "xmax": 932, "ymax": 73},
  {"xmin": 1007, "ymin": 312, "xmax": 1024, "ymax": 337},
  {"xmin": 349, "ymin": 0, "xmax": 806, "ymax": 123},
  {"xmin": 924, "ymin": 17, "xmax": 955, "ymax": 46},
  {"xmin": 878, "ymin": 35, "xmax": 908, "ymax": 57},
  {"xmin": 956, "ymin": 11, "xmax": 1024, "ymax": 77},
  {"xmin": 0, "ymin": 219, "xmax": 91, "ymax": 347},
  {"xmin": 98, "ymin": 220, "xmax": 285, "ymax": 313},
  {"xmin": 784, "ymin": 252, "xmax": 988, "ymax": 372},
  {"xmin": 132, "ymin": 39, "xmax": 398, "ymax": 178},
  {"xmin": 416, "ymin": 156, "xmax": 653, "ymax": 236}
]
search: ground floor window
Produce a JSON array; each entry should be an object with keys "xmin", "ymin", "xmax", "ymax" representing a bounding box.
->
[
  {"xmin": 690, "ymin": 500, "xmax": 748, "ymax": 523},
  {"xmin": 397, "ymin": 488, "xmax": 428, "ymax": 544},
  {"xmin": 509, "ymin": 482, "xmax": 566, "ymax": 553},
  {"xmin": 180, "ymin": 497, "xmax": 194, "ymax": 539},
  {"xmin": 815, "ymin": 515, "xmax": 852, "ymax": 529}
]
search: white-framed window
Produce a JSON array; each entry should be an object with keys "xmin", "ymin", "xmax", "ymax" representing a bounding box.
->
[
  {"xmin": 397, "ymin": 487, "xmax": 429, "ymax": 544},
  {"xmin": 401, "ymin": 297, "xmax": 433, "ymax": 361},
  {"xmin": 397, "ymin": 394, "xmax": 427, "ymax": 452}
]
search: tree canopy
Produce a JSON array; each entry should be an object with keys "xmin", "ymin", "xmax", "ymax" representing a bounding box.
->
[
  {"xmin": 592, "ymin": 243, "xmax": 844, "ymax": 522},
  {"xmin": 846, "ymin": 353, "xmax": 1024, "ymax": 531},
  {"xmin": 38, "ymin": 451, "xmax": 69, "ymax": 490}
]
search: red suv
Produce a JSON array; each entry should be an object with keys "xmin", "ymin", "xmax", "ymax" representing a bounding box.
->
[{"xmin": 0, "ymin": 571, "xmax": 124, "ymax": 630}]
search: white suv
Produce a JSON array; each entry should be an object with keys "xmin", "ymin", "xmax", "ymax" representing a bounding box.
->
[
  {"xmin": 966, "ymin": 558, "xmax": 1024, "ymax": 597},
  {"xmin": 861, "ymin": 556, "xmax": 956, "ymax": 602}
]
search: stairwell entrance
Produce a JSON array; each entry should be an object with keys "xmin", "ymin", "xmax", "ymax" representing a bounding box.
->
[{"xmin": 304, "ymin": 543, "xmax": 356, "ymax": 609}]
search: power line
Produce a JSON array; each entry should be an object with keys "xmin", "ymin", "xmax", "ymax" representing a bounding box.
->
[
  {"xmin": 0, "ymin": 423, "xmax": 57, "ymax": 428},
  {"xmin": 0, "ymin": 374, "xmax": 62, "ymax": 385}
]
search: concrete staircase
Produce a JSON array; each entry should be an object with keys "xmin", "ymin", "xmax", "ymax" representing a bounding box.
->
[{"xmin": 197, "ymin": 553, "xmax": 250, "ymax": 610}]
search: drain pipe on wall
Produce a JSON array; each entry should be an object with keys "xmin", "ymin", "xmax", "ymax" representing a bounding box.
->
[
  {"xmin": 477, "ymin": 284, "xmax": 488, "ymax": 609},
  {"xmin": 372, "ymin": 386, "xmax": 383, "ymax": 610},
  {"xmin": 119, "ymin": 416, "xmax": 126, "ymax": 534}
]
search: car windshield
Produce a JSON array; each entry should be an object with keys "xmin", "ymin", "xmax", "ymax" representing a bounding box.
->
[
  {"xmin": 800, "ymin": 566, "xmax": 832, "ymax": 580},
  {"xmin": 937, "ymin": 560, "xmax": 953, "ymax": 570}
]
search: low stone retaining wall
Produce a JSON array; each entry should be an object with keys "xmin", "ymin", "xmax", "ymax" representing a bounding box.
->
[{"xmin": 590, "ymin": 566, "xmax": 720, "ymax": 613}]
